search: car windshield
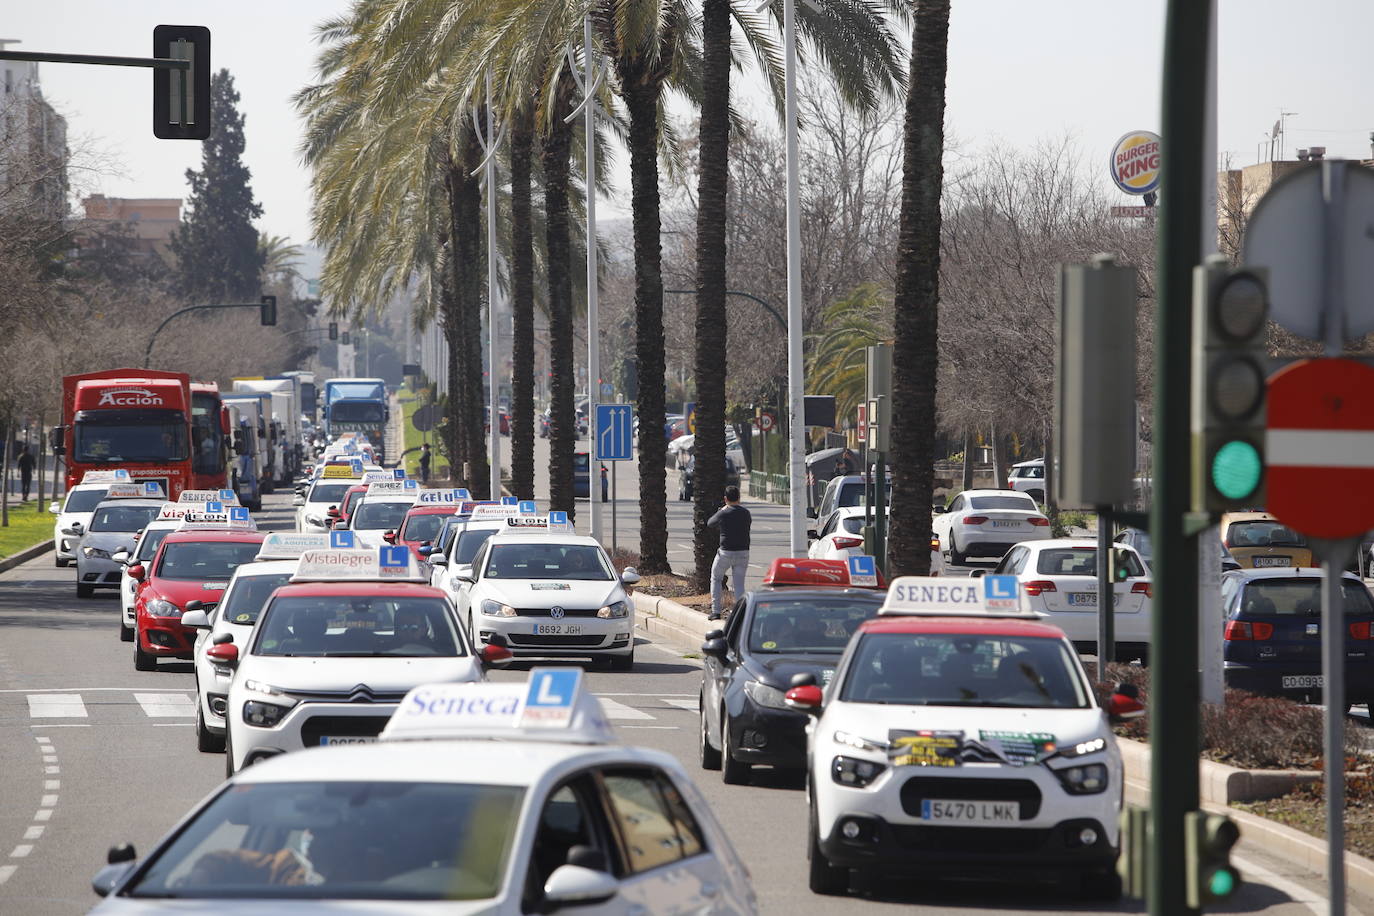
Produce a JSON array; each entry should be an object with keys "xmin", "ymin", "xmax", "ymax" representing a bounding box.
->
[
  {"xmin": 218, "ymin": 573, "xmax": 293, "ymax": 625},
  {"xmin": 484, "ymin": 544, "xmax": 611, "ymax": 581},
  {"xmin": 747, "ymin": 598, "xmax": 881, "ymax": 654},
  {"xmin": 1239, "ymin": 579, "xmax": 1374, "ymax": 617},
  {"xmin": 124, "ymin": 780, "xmax": 522, "ymax": 901},
  {"xmin": 331, "ymin": 402, "xmax": 385, "ymax": 423},
  {"xmin": 452, "ymin": 528, "xmax": 498, "ymax": 565},
  {"xmin": 309, "ymin": 483, "xmax": 355, "ymax": 504},
  {"xmin": 74, "ymin": 410, "xmax": 189, "ymax": 463},
  {"xmin": 1036, "ymin": 547, "xmax": 1146, "ymax": 578},
  {"xmin": 401, "ymin": 513, "xmax": 447, "ymax": 543},
  {"xmin": 1012, "ymin": 465, "xmax": 1045, "ymax": 479},
  {"xmin": 840, "ymin": 633, "xmax": 1090, "ymax": 708},
  {"xmin": 89, "ymin": 504, "xmax": 161, "ymax": 532},
  {"xmin": 156, "ymin": 541, "xmax": 263, "ymax": 581},
  {"xmin": 969, "ymin": 495, "xmax": 1037, "ymax": 511},
  {"xmin": 253, "ymin": 596, "xmax": 464, "ymax": 657},
  {"xmin": 1227, "ymin": 520, "xmax": 1307, "ymax": 549},
  {"xmin": 64, "ymin": 488, "xmax": 109, "ymax": 513},
  {"xmin": 837, "ymin": 482, "xmax": 891, "ymax": 509},
  {"xmin": 135, "ymin": 527, "xmax": 174, "ymax": 562},
  {"xmin": 353, "ymin": 501, "xmax": 412, "ymax": 530}
]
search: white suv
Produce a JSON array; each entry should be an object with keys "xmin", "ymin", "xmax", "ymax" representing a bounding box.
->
[{"xmin": 1007, "ymin": 460, "xmax": 1046, "ymax": 503}]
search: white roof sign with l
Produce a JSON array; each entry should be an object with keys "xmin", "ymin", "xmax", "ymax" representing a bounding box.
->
[
  {"xmin": 256, "ymin": 532, "xmax": 330, "ymax": 561},
  {"xmin": 878, "ymin": 576, "xmax": 1040, "ymax": 617},
  {"xmin": 178, "ymin": 489, "xmax": 240, "ymax": 505},
  {"xmin": 290, "ymin": 548, "xmax": 428, "ymax": 583},
  {"xmin": 79, "ymin": 469, "xmax": 131, "ymax": 484}
]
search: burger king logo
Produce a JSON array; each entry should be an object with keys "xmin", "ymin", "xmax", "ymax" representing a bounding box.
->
[{"xmin": 1110, "ymin": 131, "xmax": 1161, "ymax": 196}]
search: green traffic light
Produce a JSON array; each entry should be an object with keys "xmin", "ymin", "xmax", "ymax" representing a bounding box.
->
[
  {"xmin": 1212, "ymin": 440, "xmax": 1262, "ymax": 500},
  {"xmin": 1208, "ymin": 866, "xmax": 1238, "ymax": 898}
]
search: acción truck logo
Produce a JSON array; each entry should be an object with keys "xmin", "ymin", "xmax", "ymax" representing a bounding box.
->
[
  {"xmin": 1110, "ymin": 131, "xmax": 1161, "ymax": 195},
  {"xmin": 96, "ymin": 387, "xmax": 166, "ymax": 407}
]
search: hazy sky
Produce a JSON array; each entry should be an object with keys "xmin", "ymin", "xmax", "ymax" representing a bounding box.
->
[{"xmin": 8, "ymin": 0, "xmax": 1373, "ymax": 275}]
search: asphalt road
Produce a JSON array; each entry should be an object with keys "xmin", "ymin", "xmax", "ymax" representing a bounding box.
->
[{"xmin": 0, "ymin": 490, "xmax": 1364, "ymax": 914}]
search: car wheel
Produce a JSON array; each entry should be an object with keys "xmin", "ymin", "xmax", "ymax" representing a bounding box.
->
[
  {"xmin": 76, "ymin": 582, "xmax": 94, "ymax": 599},
  {"xmin": 133, "ymin": 635, "xmax": 156, "ymax": 672},
  {"xmin": 609, "ymin": 644, "xmax": 635, "ymax": 672},
  {"xmin": 196, "ymin": 704, "xmax": 226, "ymax": 753},
  {"xmin": 948, "ymin": 536, "xmax": 966, "ymax": 566},
  {"xmin": 119, "ymin": 619, "xmax": 134, "ymax": 643},
  {"xmin": 1077, "ymin": 867, "xmax": 1122, "ymax": 901},
  {"xmin": 721, "ymin": 713, "xmax": 751, "ymax": 785},
  {"xmin": 699, "ymin": 693, "xmax": 722, "ymax": 770},
  {"xmin": 808, "ymin": 805, "xmax": 848, "ymax": 895}
]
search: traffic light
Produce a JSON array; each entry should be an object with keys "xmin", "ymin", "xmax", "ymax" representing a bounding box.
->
[
  {"xmin": 328, "ymin": 321, "xmax": 338, "ymax": 341},
  {"xmin": 152, "ymin": 25, "xmax": 211, "ymax": 140},
  {"xmin": 1117, "ymin": 804, "xmax": 1149, "ymax": 899},
  {"xmin": 259, "ymin": 295, "xmax": 277, "ymax": 327},
  {"xmin": 1193, "ymin": 257, "xmax": 1268, "ymax": 514},
  {"xmin": 341, "ymin": 331, "xmax": 351, "ymax": 346},
  {"xmin": 1185, "ymin": 810, "xmax": 1241, "ymax": 907}
]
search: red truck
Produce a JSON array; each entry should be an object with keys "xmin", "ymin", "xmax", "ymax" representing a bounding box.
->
[
  {"xmin": 189, "ymin": 381, "xmax": 231, "ymax": 491},
  {"xmin": 54, "ymin": 369, "xmax": 196, "ymax": 500}
]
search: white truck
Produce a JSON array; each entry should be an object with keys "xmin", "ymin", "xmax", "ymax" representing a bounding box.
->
[
  {"xmin": 223, "ymin": 394, "xmax": 274, "ymax": 500},
  {"xmin": 232, "ymin": 378, "xmax": 302, "ymax": 484}
]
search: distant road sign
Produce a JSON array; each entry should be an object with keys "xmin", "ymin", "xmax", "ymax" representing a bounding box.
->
[
  {"xmin": 596, "ymin": 404, "xmax": 634, "ymax": 461},
  {"xmin": 600, "ymin": 381, "xmax": 614, "ymax": 400},
  {"xmin": 1267, "ymin": 358, "xmax": 1374, "ymax": 539},
  {"xmin": 757, "ymin": 412, "xmax": 776, "ymax": 433},
  {"xmin": 412, "ymin": 404, "xmax": 437, "ymax": 432}
]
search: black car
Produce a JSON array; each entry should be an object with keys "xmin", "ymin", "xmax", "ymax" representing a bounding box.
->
[
  {"xmin": 1221, "ymin": 567, "xmax": 1374, "ymax": 708},
  {"xmin": 1113, "ymin": 526, "xmax": 1240, "ymax": 573},
  {"xmin": 699, "ymin": 586, "xmax": 885, "ymax": 784},
  {"xmin": 679, "ymin": 454, "xmax": 741, "ymax": 501}
]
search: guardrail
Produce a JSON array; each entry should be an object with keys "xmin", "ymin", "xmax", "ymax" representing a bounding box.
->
[{"xmin": 746, "ymin": 472, "xmax": 790, "ymax": 505}]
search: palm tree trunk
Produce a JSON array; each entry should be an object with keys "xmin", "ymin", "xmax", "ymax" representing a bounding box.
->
[
  {"xmin": 887, "ymin": 0, "xmax": 950, "ymax": 576},
  {"xmin": 509, "ymin": 107, "xmax": 536, "ymax": 500},
  {"xmin": 623, "ymin": 76, "xmax": 670, "ymax": 574},
  {"xmin": 454, "ymin": 128, "xmax": 491, "ymax": 496},
  {"xmin": 436, "ymin": 232, "xmax": 467, "ymax": 484},
  {"xmin": 690, "ymin": 0, "xmax": 732, "ymax": 592},
  {"xmin": 543, "ymin": 95, "xmax": 577, "ymax": 514}
]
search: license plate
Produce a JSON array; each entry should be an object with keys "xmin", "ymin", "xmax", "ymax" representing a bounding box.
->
[
  {"xmin": 535, "ymin": 623, "xmax": 582, "ymax": 635},
  {"xmin": 920, "ymin": 799, "xmax": 1020, "ymax": 824},
  {"xmin": 1254, "ymin": 557, "xmax": 1291, "ymax": 568},
  {"xmin": 991, "ymin": 521, "xmax": 1020, "ymax": 528},
  {"xmin": 1068, "ymin": 593, "xmax": 1097, "ymax": 607},
  {"xmin": 1282, "ymin": 675, "xmax": 1322, "ymax": 689},
  {"xmin": 320, "ymin": 736, "xmax": 377, "ymax": 746}
]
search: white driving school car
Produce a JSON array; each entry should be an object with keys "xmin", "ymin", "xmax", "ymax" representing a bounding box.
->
[{"xmin": 90, "ymin": 670, "xmax": 758, "ymax": 915}]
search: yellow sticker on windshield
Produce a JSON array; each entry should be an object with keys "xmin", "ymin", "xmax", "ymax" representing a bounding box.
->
[
  {"xmin": 235, "ymin": 614, "xmax": 251, "ymax": 623},
  {"xmin": 762, "ymin": 641, "xmax": 777, "ymax": 649}
]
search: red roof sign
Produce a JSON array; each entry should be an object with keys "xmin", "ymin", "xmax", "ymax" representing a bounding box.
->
[{"xmin": 762, "ymin": 557, "xmax": 886, "ymax": 590}]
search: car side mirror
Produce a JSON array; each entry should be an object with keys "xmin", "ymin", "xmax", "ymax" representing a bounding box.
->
[
  {"xmin": 383, "ymin": 530, "xmax": 397, "ymax": 544},
  {"xmin": 205, "ymin": 643, "xmax": 239, "ymax": 667},
  {"xmin": 704, "ymin": 629, "xmax": 725, "ymax": 641},
  {"xmin": 429, "ymin": 555, "xmax": 448, "ymax": 567},
  {"xmin": 70, "ymin": 522, "xmax": 84, "ymax": 534},
  {"xmin": 784, "ymin": 684, "xmax": 824, "ymax": 713},
  {"xmin": 619, "ymin": 566, "xmax": 641, "ymax": 586},
  {"xmin": 806, "ymin": 507, "xmax": 817, "ymax": 519},
  {"xmin": 49, "ymin": 501, "xmax": 61, "ymax": 515},
  {"xmin": 969, "ymin": 568, "xmax": 987, "ymax": 579},
  {"xmin": 127, "ymin": 564, "xmax": 145, "ymax": 582},
  {"xmin": 1106, "ymin": 683, "xmax": 1145, "ymax": 723},
  {"xmin": 333, "ymin": 519, "xmax": 349, "ymax": 530},
  {"xmin": 932, "ymin": 503, "xmax": 947, "ymax": 514},
  {"xmin": 543, "ymin": 864, "xmax": 619, "ymax": 910},
  {"xmin": 293, "ymin": 496, "xmax": 305, "ymax": 507},
  {"xmin": 480, "ymin": 643, "xmax": 514, "ymax": 667},
  {"xmin": 111, "ymin": 549, "xmax": 131, "ymax": 564},
  {"xmin": 91, "ymin": 844, "xmax": 138, "ymax": 898},
  {"xmin": 701, "ymin": 637, "xmax": 728, "ymax": 660},
  {"xmin": 326, "ymin": 506, "xmax": 339, "ymax": 518},
  {"xmin": 807, "ymin": 530, "xmax": 820, "ymax": 540},
  {"xmin": 181, "ymin": 610, "xmax": 211, "ymax": 629},
  {"xmin": 184, "ymin": 600, "xmax": 204, "ymax": 612},
  {"xmin": 418, "ymin": 543, "xmax": 433, "ymax": 556},
  {"xmin": 212, "ymin": 631, "xmax": 233, "ymax": 645}
]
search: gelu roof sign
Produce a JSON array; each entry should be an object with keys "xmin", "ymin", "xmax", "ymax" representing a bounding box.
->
[{"xmin": 1110, "ymin": 131, "xmax": 1161, "ymax": 196}]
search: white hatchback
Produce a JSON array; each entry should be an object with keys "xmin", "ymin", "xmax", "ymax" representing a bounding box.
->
[
  {"xmin": 116, "ymin": 519, "xmax": 181, "ymax": 642},
  {"xmin": 50, "ymin": 483, "xmax": 112, "ymax": 566},
  {"xmin": 985, "ymin": 538, "xmax": 1153, "ymax": 663},
  {"xmin": 933, "ymin": 490, "xmax": 1050, "ymax": 564},
  {"xmin": 294, "ymin": 478, "xmax": 359, "ymax": 532}
]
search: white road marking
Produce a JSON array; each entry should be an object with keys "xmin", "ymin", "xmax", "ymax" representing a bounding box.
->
[
  {"xmin": 135, "ymin": 693, "xmax": 195, "ymax": 717},
  {"xmin": 598, "ymin": 698, "xmax": 654, "ymax": 720},
  {"xmin": 0, "ymin": 865, "xmax": 15, "ymax": 885},
  {"xmin": 31, "ymin": 723, "xmax": 90, "ymax": 729},
  {"xmin": 27, "ymin": 694, "xmax": 86, "ymax": 718},
  {"xmin": 32, "ymin": 810, "xmax": 51, "ymax": 822},
  {"xmin": 40, "ymin": 795, "xmax": 57, "ymax": 808},
  {"xmin": 620, "ymin": 725, "xmax": 680, "ymax": 730},
  {"xmin": 33, "ymin": 736, "xmax": 50, "ymax": 745},
  {"xmin": 9, "ymin": 845, "xmax": 32, "ymax": 858},
  {"xmin": 597, "ymin": 692, "xmax": 696, "ymax": 697},
  {"xmin": 1232, "ymin": 852, "xmax": 1332, "ymax": 916},
  {"xmin": 152, "ymin": 723, "xmax": 195, "ymax": 727},
  {"xmin": 22, "ymin": 827, "xmax": 42, "ymax": 841},
  {"xmin": 43, "ymin": 767, "xmax": 57, "ymax": 774},
  {"xmin": 661, "ymin": 698, "xmax": 699, "ymax": 711},
  {"xmin": 0, "ymin": 687, "xmax": 189, "ymax": 694}
]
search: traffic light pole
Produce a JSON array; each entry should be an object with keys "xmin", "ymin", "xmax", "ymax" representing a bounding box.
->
[
  {"xmin": 1096, "ymin": 506, "xmax": 1114, "ymax": 673},
  {"xmin": 144, "ymin": 299, "xmax": 276, "ymax": 367},
  {"xmin": 1151, "ymin": 1, "xmax": 1210, "ymax": 913}
]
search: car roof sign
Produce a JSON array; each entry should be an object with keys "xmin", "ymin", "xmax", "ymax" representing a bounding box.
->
[
  {"xmin": 501, "ymin": 496, "xmax": 519, "ymax": 506},
  {"xmin": 178, "ymin": 489, "xmax": 240, "ymax": 505},
  {"xmin": 501, "ymin": 515, "xmax": 574, "ymax": 534},
  {"xmin": 329, "ymin": 530, "xmax": 356, "ymax": 549},
  {"xmin": 416, "ymin": 488, "xmax": 464, "ymax": 505},
  {"xmin": 471, "ymin": 504, "xmax": 520, "ymax": 520},
  {"xmin": 322, "ymin": 465, "xmax": 359, "ymax": 479},
  {"xmin": 156, "ymin": 502, "xmax": 197, "ymax": 521},
  {"xmin": 79, "ymin": 469, "xmax": 131, "ymax": 484},
  {"xmin": 518, "ymin": 500, "xmax": 538, "ymax": 514},
  {"xmin": 179, "ymin": 506, "xmax": 257, "ymax": 531},
  {"xmin": 879, "ymin": 576, "xmax": 1042, "ymax": 617},
  {"xmin": 104, "ymin": 482, "xmax": 165, "ymax": 500},
  {"xmin": 380, "ymin": 668, "xmax": 615, "ymax": 744},
  {"xmin": 256, "ymin": 532, "xmax": 330, "ymax": 561},
  {"xmin": 847, "ymin": 555, "xmax": 878, "ymax": 587},
  {"xmin": 762, "ymin": 557, "xmax": 886, "ymax": 590},
  {"xmin": 361, "ymin": 471, "xmax": 394, "ymax": 485},
  {"xmin": 290, "ymin": 547, "xmax": 429, "ymax": 583}
]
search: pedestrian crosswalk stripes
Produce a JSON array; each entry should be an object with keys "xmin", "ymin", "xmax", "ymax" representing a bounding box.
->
[{"xmin": 8, "ymin": 690, "xmax": 700, "ymax": 725}]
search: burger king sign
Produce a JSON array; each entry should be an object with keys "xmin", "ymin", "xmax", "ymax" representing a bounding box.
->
[{"xmin": 1110, "ymin": 130, "xmax": 1161, "ymax": 196}]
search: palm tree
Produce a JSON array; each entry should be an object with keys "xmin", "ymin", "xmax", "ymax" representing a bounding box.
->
[
  {"xmin": 258, "ymin": 233, "xmax": 303, "ymax": 287},
  {"xmin": 888, "ymin": 0, "xmax": 950, "ymax": 576},
  {"xmin": 509, "ymin": 103, "xmax": 538, "ymax": 501},
  {"xmin": 690, "ymin": 0, "xmax": 905, "ymax": 590},
  {"xmin": 806, "ymin": 284, "xmax": 889, "ymax": 421}
]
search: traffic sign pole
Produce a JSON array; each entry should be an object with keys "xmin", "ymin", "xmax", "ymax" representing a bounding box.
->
[{"xmin": 1316, "ymin": 539, "xmax": 1354, "ymax": 916}]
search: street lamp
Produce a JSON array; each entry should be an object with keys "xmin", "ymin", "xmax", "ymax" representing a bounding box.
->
[{"xmin": 781, "ymin": 0, "xmax": 807, "ymax": 554}]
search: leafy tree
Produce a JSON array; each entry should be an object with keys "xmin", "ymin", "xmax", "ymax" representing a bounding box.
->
[{"xmin": 169, "ymin": 70, "xmax": 265, "ymax": 304}]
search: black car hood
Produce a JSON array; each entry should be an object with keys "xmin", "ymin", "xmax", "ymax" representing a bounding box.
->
[{"xmin": 743, "ymin": 653, "xmax": 840, "ymax": 689}]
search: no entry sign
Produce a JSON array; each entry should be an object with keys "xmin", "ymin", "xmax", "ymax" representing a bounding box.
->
[{"xmin": 1267, "ymin": 358, "xmax": 1374, "ymax": 540}]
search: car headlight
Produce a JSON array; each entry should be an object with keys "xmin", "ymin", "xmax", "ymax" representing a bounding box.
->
[
  {"xmin": 831, "ymin": 755, "xmax": 887, "ymax": 788},
  {"xmin": 833, "ymin": 729, "xmax": 888, "ymax": 753},
  {"xmin": 596, "ymin": 600, "xmax": 630, "ymax": 619},
  {"xmin": 1055, "ymin": 762, "xmax": 1110, "ymax": 795},
  {"xmin": 743, "ymin": 680, "xmax": 788, "ymax": 709},
  {"xmin": 306, "ymin": 514, "xmax": 324, "ymax": 526},
  {"xmin": 242, "ymin": 679, "xmax": 295, "ymax": 700},
  {"xmin": 242, "ymin": 700, "xmax": 292, "ymax": 728},
  {"xmin": 82, "ymin": 546, "xmax": 113, "ymax": 559},
  {"xmin": 1057, "ymin": 736, "xmax": 1108, "ymax": 759},
  {"xmin": 146, "ymin": 598, "xmax": 181, "ymax": 617},
  {"xmin": 481, "ymin": 599, "xmax": 517, "ymax": 617}
]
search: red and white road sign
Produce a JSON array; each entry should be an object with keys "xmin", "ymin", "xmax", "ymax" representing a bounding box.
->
[
  {"xmin": 1267, "ymin": 358, "xmax": 1374, "ymax": 540},
  {"xmin": 856, "ymin": 404, "xmax": 868, "ymax": 440},
  {"xmin": 757, "ymin": 412, "xmax": 776, "ymax": 432}
]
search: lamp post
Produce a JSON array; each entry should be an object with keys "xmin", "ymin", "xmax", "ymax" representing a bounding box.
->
[
  {"xmin": 782, "ymin": 0, "xmax": 807, "ymax": 554},
  {"xmin": 473, "ymin": 71, "xmax": 506, "ymax": 501}
]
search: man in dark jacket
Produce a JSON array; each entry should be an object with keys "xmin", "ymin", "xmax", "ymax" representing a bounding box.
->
[
  {"xmin": 17, "ymin": 444, "xmax": 35, "ymax": 501},
  {"xmin": 706, "ymin": 486, "xmax": 751, "ymax": 620}
]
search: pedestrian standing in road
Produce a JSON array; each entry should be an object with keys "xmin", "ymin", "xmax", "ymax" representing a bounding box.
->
[
  {"xmin": 17, "ymin": 444, "xmax": 35, "ymax": 501},
  {"xmin": 707, "ymin": 486, "xmax": 751, "ymax": 620},
  {"xmin": 600, "ymin": 465, "xmax": 609, "ymax": 502},
  {"xmin": 418, "ymin": 443, "xmax": 432, "ymax": 484}
]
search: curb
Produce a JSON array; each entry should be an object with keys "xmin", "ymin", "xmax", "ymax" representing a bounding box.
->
[
  {"xmin": 632, "ymin": 592, "xmax": 714, "ymax": 652},
  {"xmin": 0, "ymin": 539, "xmax": 54, "ymax": 575},
  {"xmin": 1118, "ymin": 738, "xmax": 1321, "ymax": 804},
  {"xmin": 1121, "ymin": 739, "xmax": 1374, "ymax": 898}
]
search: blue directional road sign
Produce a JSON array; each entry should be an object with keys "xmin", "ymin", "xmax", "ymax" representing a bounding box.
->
[{"xmin": 596, "ymin": 404, "xmax": 634, "ymax": 461}]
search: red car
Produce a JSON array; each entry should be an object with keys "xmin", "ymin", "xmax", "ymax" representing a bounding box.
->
[
  {"xmin": 330, "ymin": 484, "xmax": 368, "ymax": 530},
  {"xmin": 392, "ymin": 504, "xmax": 458, "ymax": 557},
  {"xmin": 130, "ymin": 528, "xmax": 266, "ymax": 671}
]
